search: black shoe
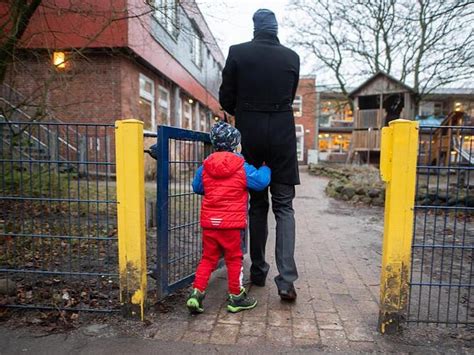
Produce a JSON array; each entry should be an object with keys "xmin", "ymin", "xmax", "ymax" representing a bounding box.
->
[
  {"xmin": 278, "ymin": 287, "xmax": 297, "ymax": 302},
  {"xmin": 250, "ymin": 275, "xmax": 266, "ymax": 287}
]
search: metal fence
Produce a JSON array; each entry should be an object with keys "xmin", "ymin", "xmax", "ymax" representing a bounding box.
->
[
  {"xmin": 151, "ymin": 126, "xmax": 213, "ymax": 298},
  {"xmin": 0, "ymin": 121, "xmax": 119, "ymax": 312},
  {"xmin": 408, "ymin": 125, "xmax": 473, "ymax": 326}
]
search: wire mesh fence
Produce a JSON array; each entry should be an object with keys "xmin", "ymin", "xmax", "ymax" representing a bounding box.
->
[
  {"xmin": 0, "ymin": 121, "xmax": 119, "ymax": 312},
  {"xmin": 408, "ymin": 125, "xmax": 473, "ymax": 326}
]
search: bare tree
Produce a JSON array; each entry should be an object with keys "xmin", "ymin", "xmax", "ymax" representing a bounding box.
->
[
  {"xmin": 287, "ymin": 0, "xmax": 474, "ymax": 105},
  {"xmin": 0, "ymin": 0, "xmax": 201, "ymax": 122}
]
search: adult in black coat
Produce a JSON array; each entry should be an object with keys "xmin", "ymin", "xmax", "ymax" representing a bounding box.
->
[{"xmin": 219, "ymin": 9, "xmax": 300, "ymax": 301}]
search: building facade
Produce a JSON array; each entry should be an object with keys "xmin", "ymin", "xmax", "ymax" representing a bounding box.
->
[
  {"xmin": 314, "ymin": 73, "xmax": 474, "ymax": 163},
  {"xmin": 2, "ymin": 0, "xmax": 224, "ymax": 133},
  {"xmin": 292, "ymin": 76, "xmax": 317, "ymax": 164},
  {"xmin": 317, "ymin": 89, "xmax": 353, "ymax": 163}
]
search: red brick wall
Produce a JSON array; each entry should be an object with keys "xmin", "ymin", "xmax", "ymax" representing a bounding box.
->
[
  {"xmin": 294, "ymin": 77, "xmax": 317, "ymax": 164},
  {"xmin": 120, "ymin": 57, "xmax": 178, "ymax": 129},
  {"xmin": 4, "ymin": 51, "xmax": 215, "ymax": 177},
  {"xmin": 6, "ymin": 52, "xmax": 122, "ymax": 124}
]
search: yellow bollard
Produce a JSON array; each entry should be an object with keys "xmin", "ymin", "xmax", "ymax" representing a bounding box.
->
[
  {"xmin": 115, "ymin": 119, "xmax": 147, "ymax": 320},
  {"xmin": 378, "ymin": 119, "xmax": 419, "ymax": 334}
]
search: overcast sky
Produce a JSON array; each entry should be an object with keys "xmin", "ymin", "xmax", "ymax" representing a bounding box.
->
[{"xmin": 195, "ymin": 1, "xmax": 317, "ymax": 74}]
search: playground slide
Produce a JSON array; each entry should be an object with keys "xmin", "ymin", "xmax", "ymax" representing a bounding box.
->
[{"xmin": 452, "ymin": 136, "xmax": 474, "ymax": 165}]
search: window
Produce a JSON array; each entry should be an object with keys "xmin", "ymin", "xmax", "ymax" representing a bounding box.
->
[
  {"xmin": 434, "ymin": 102, "xmax": 443, "ymax": 116},
  {"xmin": 158, "ymin": 86, "xmax": 170, "ymax": 125},
  {"xmin": 318, "ymin": 133, "xmax": 351, "ymax": 154},
  {"xmin": 200, "ymin": 111, "xmax": 206, "ymax": 132},
  {"xmin": 320, "ymin": 100, "xmax": 353, "ymax": 125},
  {"xmin": 191, "ymin": 27, "xmax": 203, "ymax": 68},
  {"xmin": 154, "ymin": 0, "xmax": 178, "ymax": 36},
  {"xmin": 183, "ymin": 102, "xmax": 193, "ymax": 129},
  {"xmin": 139, "ymin": 74, "xmax": 155, "ymax": 131},
  {"xmin": 53, "ymin": 51, "xmax": 67, "ymax": 69},
  {"xmin": 176, "ymin": 97, "xmax": 182, "ymax": 127},
  {"xmin": 295, "ymin": 124, "xmax": 304, "ymax": 161},
  {"xmin": 293, "ymin": 95, "xmax": 303, "ymax": 117}
]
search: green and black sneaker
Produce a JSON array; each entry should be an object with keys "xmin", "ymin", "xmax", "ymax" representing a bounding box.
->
[
  {"xmin": 227, "ymin": 288, "xmax": 257, "ymax": 313},
  {"xmin": 186, "ymin": 288, "xmax": 205, "ymax": 314}
]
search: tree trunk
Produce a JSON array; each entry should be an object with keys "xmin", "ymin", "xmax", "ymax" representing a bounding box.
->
[{"xmin": 0, "ymin": 0, "xmax": 43, "ymax": 84}]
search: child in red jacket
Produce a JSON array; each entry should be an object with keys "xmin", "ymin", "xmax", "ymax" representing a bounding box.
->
[{"xmin": 187, "ymin": 121, "xmax": 271, "ymax": 314}]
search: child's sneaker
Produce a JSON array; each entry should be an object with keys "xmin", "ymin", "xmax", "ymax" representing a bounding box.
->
[
  {"xmin": 186, "ymin": 288, "xmax": 205, "ymax": 314},
  {"xmin": 227, "ymin": 288, "xmax": 257, "ymax": 313}
]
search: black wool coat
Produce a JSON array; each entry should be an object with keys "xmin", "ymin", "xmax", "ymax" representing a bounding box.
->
[{"xmin": 219, "ymin": 32, "xmax": 300, "ymax": 185}]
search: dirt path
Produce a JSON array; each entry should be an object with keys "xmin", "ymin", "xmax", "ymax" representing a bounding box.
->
[{"xmin": 1, "ymin": 169, "xmax": 471, "ymax": 353}]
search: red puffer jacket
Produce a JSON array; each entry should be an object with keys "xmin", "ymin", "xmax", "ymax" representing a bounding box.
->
[{"xmin": 201, "ymin": 152, "xmax": 248, "ymax": 229}]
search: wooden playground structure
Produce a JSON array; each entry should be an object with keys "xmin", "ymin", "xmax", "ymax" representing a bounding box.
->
[
  {"xmin": 346, "ymin": 72, "xmax": 473, "ymax": 167},
  {"xmin": 419, "ymin": 111, "xmax": 473, "ymax": 166}
]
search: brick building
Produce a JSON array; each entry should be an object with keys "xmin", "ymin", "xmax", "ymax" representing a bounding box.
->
[
  {"xmin": 2, "ymin": 0, "xmax": 224, "ymax": 132},
  {"xmin": 293, "ymin": 76, "xmax": 317, "ymax": 164}
]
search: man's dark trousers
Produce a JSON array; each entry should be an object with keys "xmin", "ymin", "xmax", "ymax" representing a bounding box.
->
[{"xmin": 249, "ymin": 182, "xmax": 298, "ymax": 291}]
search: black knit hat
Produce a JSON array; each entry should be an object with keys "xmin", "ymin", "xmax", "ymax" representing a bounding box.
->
[
  {"xmin": 253, "ymin": 9, "xmax": 278, "ymax": 36},
  {"xmin": 210, "ymin": 121, "xmax": 241, "ymax": 152}
]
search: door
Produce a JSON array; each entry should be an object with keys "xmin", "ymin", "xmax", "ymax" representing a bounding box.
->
[{"xmin": 295, "ymin": 124, "xmax": 304, "ymax": 162}]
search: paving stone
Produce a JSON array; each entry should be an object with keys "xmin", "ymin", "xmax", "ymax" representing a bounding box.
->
[
  {"xmin": 203, "ymin": 298, "xmax": 225, "ymax": 316},
  {"xmin": 242, "ymin": 313, "xmax": 266, "ymax": 322},
  {"xmin": 267, "ymin": 295, "xmax": 293, "ymax": 311},
  {"xmin": 343, "ymin": 321, "xmax": 376, "ymax": 342},
  {"xmin": 292, "ymin": 318, "xmax": 319, "ymax": 340},
  {"xmin": 319, "ymin": 329, "xmax": 348, "ymax": 346},
  {"xmin": 291, "ymin": 302, "xmax": 315, "ymax": 319},
  {"xmin": 245, "ymin": 298, "xmax": 268, "ymax": 318},
  {"xmin": 316, "ymin": 312, "xmax": 343, "ymax": 330},
  {"xmin": 217, "ymin": 308, "xmax": 243, "ymax": 325},
  {"xmin": 266, "ymin": 326, "xmax": 293, "ymax": 346},
  {"xmin": 248, "ymin": 285, "xmax": 268, "ymax": 298},
  {"xmin": 187, "ymin": 315, "xmax": 216, "ymax": 332},
  {"xmin": 293, "ymin": 337, "xmax": 322, "ymax": 347},
  {"xmin": 355, "ymin": 300, "xmax": 379, "ymax": 315},
  {"xmin": 268, "ymin": 309, "xmax": 292, "ymax": 327},
  {"xmin": 311, "ymin": 298, "xmax": 337, "ymax": 313},
  {"xmin": 240, "ymin": 319, "xmax": 266, "ymax": 337},
  {"xmin": 181, "ymin": 330, "xmax": 211, "ymax": 344},
  {"xmin": 209, "ymin": 324, "xmax": 239, "ymax": 345},
  {"xmin": 349, "ymin": 287, "xmax": 376, "ymax": 301},
  {"xmin": 326, "ymin": 281, "xmax": 350, "ymax": 295},
  {"xmin": 153, "ymin": 320, "xmax": 188, "ymax": 341},
  {"xmin": 236, "ymin": 335, "xmax": 265, "ymax": 346},
  {"xmin": 331, "ymin": 294, "xmax": 362, "ymax": 321}
]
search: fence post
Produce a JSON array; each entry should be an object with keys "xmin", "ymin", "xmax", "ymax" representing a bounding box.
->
[
  {"xmin": 115, "ymin": 119, "xmax": 147, "ymax": 320},
  {"xmin": 378, "ymin": 119, "xmax": 419, "ymax": 334}
]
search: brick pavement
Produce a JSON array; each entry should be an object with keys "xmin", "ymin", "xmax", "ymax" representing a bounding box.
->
[{"xmin": 147, "ymin": 170, "xmax": 470, "ymax": 353}]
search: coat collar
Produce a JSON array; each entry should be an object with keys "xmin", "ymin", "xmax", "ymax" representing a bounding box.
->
[{"xmin": 252, "ymin": 31, "xmax": 280, "ymax": 44}]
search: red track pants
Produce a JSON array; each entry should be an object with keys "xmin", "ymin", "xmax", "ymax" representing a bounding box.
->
[{"xmin": 193, "ymin": 228, "xmax": 243, "ymax": 295}]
